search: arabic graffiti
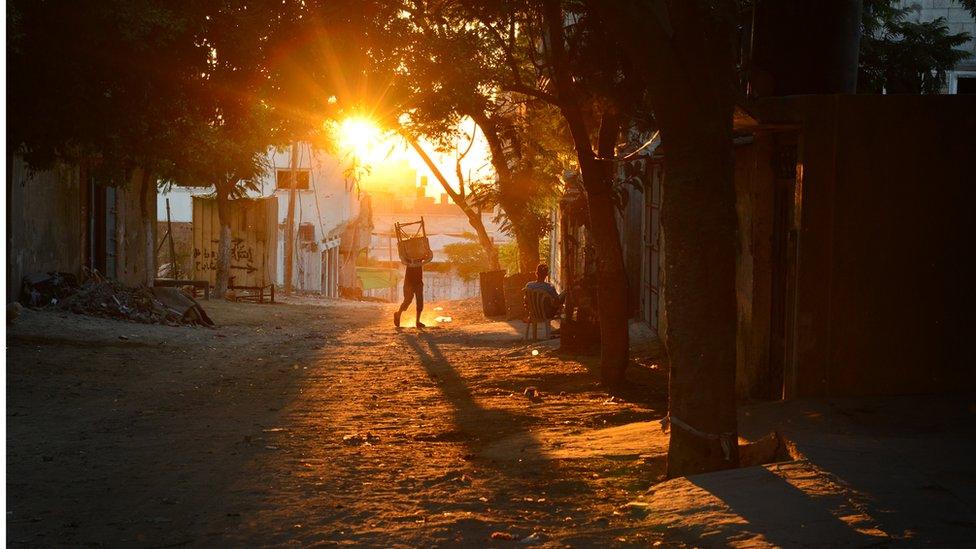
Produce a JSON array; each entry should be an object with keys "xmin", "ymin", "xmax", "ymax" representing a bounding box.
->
[{"xmin": 193, "ymin": 238, "xmax": 259, "ymax": 274}]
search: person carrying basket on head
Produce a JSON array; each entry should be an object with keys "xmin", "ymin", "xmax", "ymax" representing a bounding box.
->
[{"xmin": 394, "ymin": 219, "xmax": 433, "ymax": 328}]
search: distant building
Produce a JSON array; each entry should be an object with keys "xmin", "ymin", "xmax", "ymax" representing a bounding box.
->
[
  {"xmin": 158, "ymin": 142, "xmax": 367, "ymax": 296},
  {"xmin": 897, "ymin": 0, "xmax": 976, "ymax": 92}
]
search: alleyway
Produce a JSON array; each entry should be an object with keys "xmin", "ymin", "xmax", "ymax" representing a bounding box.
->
[{"xmin": 7, "ymin": 299, "xmax": 668, "ymax": 546}]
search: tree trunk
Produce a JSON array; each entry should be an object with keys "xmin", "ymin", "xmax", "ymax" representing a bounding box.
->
[
  {"xmin": 406, "ymin": 136, "xmax": 500, "ymax": 270},
  {"xmin": 514, "ymin": 225, "xmax": 540, "ymax": 274},
  {"xmin": 544, "ymin": 0, "xmax": 630, "ymax": 388},
  {"xmin": 467, "ymin": 110, "xmax": 535, "ymax": 274},
  {"xmin": 597, "ymin": 0, "xmax": 741, "ymax": 476},
  {"xmin": 214, "ymin": 190, "xmax": 232, "ymax": 298},
  {"xmin": 660, "ymin": 122, "xmax": 739, "ymax": 477},
  {"xmin": 283, "ymin": 141, "xmax": 299, "ymax": 293},
  {"xmin": 637, "ymin": 1, "xmax": 740, "ymax": 478},
  {"xmin": 579, "ymin": 155, "xmax": 630, "ymax": 388}
]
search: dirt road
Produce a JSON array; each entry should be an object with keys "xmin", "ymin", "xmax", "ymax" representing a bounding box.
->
[{"xmin": 7, "ymin": 298, "xmax": 667, "ymax": 546}]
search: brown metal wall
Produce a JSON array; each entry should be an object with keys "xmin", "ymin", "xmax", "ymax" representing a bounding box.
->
[{"xmin": 191, "ymin": 196, "xmax": 279, "ymax": 288}]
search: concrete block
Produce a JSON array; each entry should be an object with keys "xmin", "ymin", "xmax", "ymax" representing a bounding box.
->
[{"xmin": 947, "ymin": 7, "xmax": 975, "ymax": 22}]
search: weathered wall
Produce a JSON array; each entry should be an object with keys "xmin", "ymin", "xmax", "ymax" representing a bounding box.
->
[
  {"xmin": 115, "ymin": 169, "xmax": 157, "ymax": 287},
  {"xmin": 191, "ymin": 196, "xmax": 279, "ymax": 288},
  {"xmin": 754, "ymin": 94, "xmax": 976, "ymax": 397},
  {"xmin": 7, "ymin": 156, "xmax": 161, "ymax": 299},
  {"xmin": 620, "ymin": 182, "xmax": 645, "ymax": 318},
  {"xmin": 733, "ymin": 137, "xmax": 776, "ymax": 400},
  {"xmin": 6, "ymin": 155, "xmax": 84, "ymax": 302}
]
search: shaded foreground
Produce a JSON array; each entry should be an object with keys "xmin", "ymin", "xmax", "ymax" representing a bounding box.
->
[{"xmin": 7, "ymin": 298, "xmax": 668, "ymax": 546}]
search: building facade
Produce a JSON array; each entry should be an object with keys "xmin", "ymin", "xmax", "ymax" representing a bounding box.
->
[{"xmin": 8, "ymin": 155, "xmax": 157, "ymax": 301}]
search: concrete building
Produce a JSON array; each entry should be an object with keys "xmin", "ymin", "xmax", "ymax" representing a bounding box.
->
[
  {"xmin": 8, "ymin": 156, "xmax": 157, "ymax": 301},
  {"xmin": 159, "ymin": 142, "xmax": 364, "ymax": 296}
]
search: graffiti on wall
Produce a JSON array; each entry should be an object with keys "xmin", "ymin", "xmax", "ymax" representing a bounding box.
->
[{"xmin": 193, "ymin": 238, "xmax": 258, "ymax": 274}]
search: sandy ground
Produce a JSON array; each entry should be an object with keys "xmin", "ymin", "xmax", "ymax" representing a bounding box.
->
[{"xmin": 7, "ymin": 297, "xmax": 670, "ymax": 547}]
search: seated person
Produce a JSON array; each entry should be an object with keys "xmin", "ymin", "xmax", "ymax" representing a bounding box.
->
[{"xmin": 524, "ymin": 263, "xmax": 565, "ymax": 319}]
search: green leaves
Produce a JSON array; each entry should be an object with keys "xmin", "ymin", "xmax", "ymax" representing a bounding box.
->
[{"xmin": 860, "ymin": 1, "xmax": 972, "ymax": 94}]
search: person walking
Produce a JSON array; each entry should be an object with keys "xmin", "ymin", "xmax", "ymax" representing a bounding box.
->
[{"xmin": 394, "ymin": 247, "xmax": 433, "ymax": 328}]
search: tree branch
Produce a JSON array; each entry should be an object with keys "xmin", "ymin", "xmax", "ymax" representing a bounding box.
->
[{"xmin": 500, "ymin": 82, "xmax": 560, "ymax": 105}]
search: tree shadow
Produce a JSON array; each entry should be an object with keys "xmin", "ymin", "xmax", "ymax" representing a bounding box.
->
[
  {"xmin": 678, "ymin": 466, "xmax": 886, "ymax": 547},
  {"xmin": 401, "ymin": 331, "xmax": 552, "ymax": 465}
]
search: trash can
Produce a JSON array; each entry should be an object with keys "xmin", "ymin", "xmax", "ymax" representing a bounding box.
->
[{"xmin": 479, "ymin": 270, "xmax": 506, "ymax": 317}]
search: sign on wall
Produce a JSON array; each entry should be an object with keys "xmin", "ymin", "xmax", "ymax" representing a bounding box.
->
[{"xmin": 191, "ymin": 196, "xmax": 278, "ymax": 288}]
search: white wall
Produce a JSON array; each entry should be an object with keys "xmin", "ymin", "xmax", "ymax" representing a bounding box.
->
[
  {"xmin": 159, "ymin": 143, "xmax": 360, "ymax": 236},
  {"xmin": 158, "ymin": 143, "xmax": 362, "ymax": 290},
  {"xmin": 265, "ymin": 143, "xmax": 360, "ymax": 241}
]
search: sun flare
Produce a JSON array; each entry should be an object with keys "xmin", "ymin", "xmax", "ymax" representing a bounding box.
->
[{"xmin": 338, "ymin": 116, "xmax": 382, "ymax": 160}]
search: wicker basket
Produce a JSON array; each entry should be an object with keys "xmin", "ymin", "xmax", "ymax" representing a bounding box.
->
[
  {"xmin": 395, "ymin": 218, "xmax": 430, "ymax": 263},
  {"xmin": 397, "ymin": 236, "xmax": 431, "ymax": 262}
]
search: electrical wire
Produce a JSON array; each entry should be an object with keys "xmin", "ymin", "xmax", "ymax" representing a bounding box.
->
[{"xmin": 594, "ymin": 131, "xmax": 660, "ymax": 162}]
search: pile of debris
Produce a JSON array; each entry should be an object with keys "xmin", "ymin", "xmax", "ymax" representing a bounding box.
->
[{"xmin": 20, "ymin": 271, "xmax": 213, "ymax": 327}]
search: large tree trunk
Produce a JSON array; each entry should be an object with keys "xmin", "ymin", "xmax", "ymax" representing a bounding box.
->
[
  {"xmin": 644, "ymin": 1, "xmax": 740, "ymax": 477},
  {"xmin": 406, "ymin": 136, "xmax": 500, "ymax": 270},
  {"xmin": 598, "ymin": 0, "xmax": 741, "ymax": 475},
  {"xmin": 659, "ymin": 121, "xmax": 739, "ymax": 476},
  {"xmin": 214, "ymin": 191, "xmax": 232, "ymax": 298},
  {"xmin": 581, "ymin": 175, "xmax": 630, "ymax": 387},
  {"xmin": 580, "ymin": 112, "xmax": 629, "ymax": 388}
]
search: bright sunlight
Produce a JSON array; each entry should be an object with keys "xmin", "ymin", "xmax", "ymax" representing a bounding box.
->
[{"xmin": 337, "ymin": 116, "xmax": 383, "ymax": 161}]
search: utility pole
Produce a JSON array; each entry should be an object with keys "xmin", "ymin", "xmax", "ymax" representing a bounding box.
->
[
  {"xmin": 283, "ymin": 141, "xmax": 299, "ymax": 293},
  {"xmin": 388, "ymin": 230, "xmax": 394, "ymax": 303}
]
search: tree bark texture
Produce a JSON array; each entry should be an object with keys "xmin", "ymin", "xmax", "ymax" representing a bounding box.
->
[
  {"xmin": 636, "ymin": 0, "xmax": 741, "ymax": 476},
  {"xmin": 580, "ymin": 169, "xmax": 630, "ymax": 387},
  {"xmin": 596, "ymin": 0, "xmax": 741, "ymax": 475},
  {"xmin": 659, "ymin": 124, "xmax": 739, "ymax": 476}
]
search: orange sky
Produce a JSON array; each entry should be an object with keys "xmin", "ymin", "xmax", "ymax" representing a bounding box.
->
[{"xmin": 336, "ymin": 117, "xmax": 493, "ymax": 199}]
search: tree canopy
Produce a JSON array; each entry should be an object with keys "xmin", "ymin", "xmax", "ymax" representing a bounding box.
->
[{"xmin": 860, "ymin": 0, "xmax": 972, "ymax": 93}]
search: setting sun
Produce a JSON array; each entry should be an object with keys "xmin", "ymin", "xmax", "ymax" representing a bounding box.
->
[{"xmin": 337, "ymin": 116, "xmax": 382, "ymax": 160}]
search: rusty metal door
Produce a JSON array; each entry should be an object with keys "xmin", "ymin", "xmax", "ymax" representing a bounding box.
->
[{"xmin": 769, "ymin": 133, "xmax": 800, "ymax": 400}]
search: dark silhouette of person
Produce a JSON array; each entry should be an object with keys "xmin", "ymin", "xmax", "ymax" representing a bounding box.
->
[{"xmin": 394, "ymin": 248, "xmax": 433, "ymax": 328}]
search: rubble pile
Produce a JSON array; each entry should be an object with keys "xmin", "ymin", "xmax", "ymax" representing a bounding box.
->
[
  {"xmin": 60, "ymin": 279, "xmax": 175, "ymax": 324},
  {"xmin": 21, "ymin": 271, "xmax": 213, "ymax": 327},
  {"xmin": 20, "ymin": 271, "xmax": 79, "ymax": 307}
]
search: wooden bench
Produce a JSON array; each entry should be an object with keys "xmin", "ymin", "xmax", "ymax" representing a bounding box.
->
[{"xmin": 229, "ymin": 284, "xmax": 275, "ymax": 303}]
